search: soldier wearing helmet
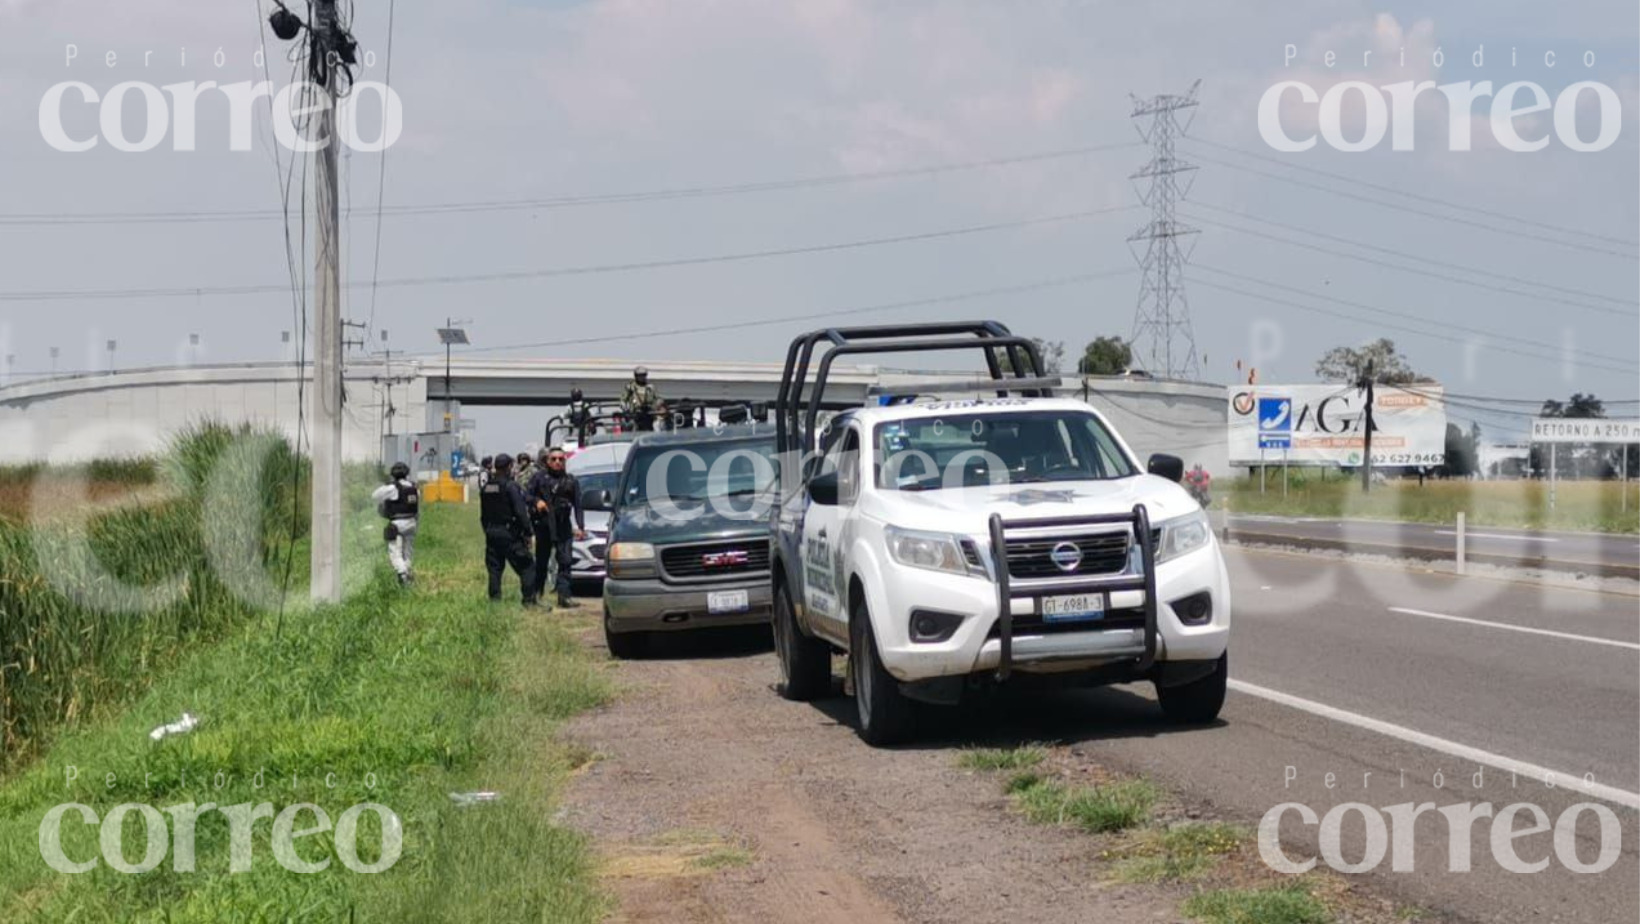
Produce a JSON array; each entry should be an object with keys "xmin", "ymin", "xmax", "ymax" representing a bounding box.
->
[{"xmin": 621, "ymin": 366, "xmax": 665, "ymax": 431}]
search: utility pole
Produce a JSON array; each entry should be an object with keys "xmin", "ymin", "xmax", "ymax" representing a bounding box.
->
[
  {"xmin": 1128, "ymin": 80, "xmax": 1203, "ymax": 380},
  {"xmin": 309, "ymin": 0, "xmax": 345, "ymax": 604},
  {"xmin": 1359, "ymin": 359, "xmax": 1375, "ymax": 493}
]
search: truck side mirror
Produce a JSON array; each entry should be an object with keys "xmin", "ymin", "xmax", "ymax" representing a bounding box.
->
[
  {"xmin": 808, "ymin": 471, "xmax": 840, "ymax": 506},
  {"xmin": 1147, "ymin": 453, "xmax": 1185, "ymax": 483}
]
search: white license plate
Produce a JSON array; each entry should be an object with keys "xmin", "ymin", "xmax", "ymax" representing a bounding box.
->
[
  {"xmin": 708, "ymin": 590, "xmax": 750, "ymax": 614},
  {"xmin": 1040, "ymin": 593, "xmax": 1106, "ymax": 623}
]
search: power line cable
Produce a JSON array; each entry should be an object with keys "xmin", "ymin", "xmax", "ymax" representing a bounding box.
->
[
  {"xmin": 1193, "ymin": 262, "xmax": 1638, "ymax": 370},
  {"xmin": 0, "ymin": 206, "xmax": 1134, "ymax": 302},
  {"xmin": 1191, "ymin": 272, "xmax": 1640, "ymax": 378},
  {"xmin": 460, "ymin": 269, "xmax": 1137, "ymax": 354},
  {"xmin": 0, "ymin": 141, "xmax": 1141, "ymax": 226},
  {"xmin": 1186, "ymin": 136, "xmax": 1640, "ymax": 248},
  {"xmin": 1182, "ymin": 149, "xmax": 1639, "ymax": 261},
  {"xmin": 1186, "ymin": 203, "xmax": 1636, "ymax": 318},
  {"xmin": 363, "ymin": 0, "xmax": 396, "ymax": 342}
]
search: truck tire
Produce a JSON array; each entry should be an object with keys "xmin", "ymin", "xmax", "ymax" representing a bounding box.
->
[
  {"xmin": 775, "ymin": 583, "xmax": 831, "ymax": 701},
  {"xmin": 603, "ymin": 606, "xmax": 647, "ymax": 660},
  {"xmin": 1156, "ymin": 653, "xmax": 1227, "ymax": 724},
  {"xmin": 850, "ymin": 600, "xmax": 915, "ymax": 746}
]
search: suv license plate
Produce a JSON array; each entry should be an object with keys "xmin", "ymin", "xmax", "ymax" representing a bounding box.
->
[
  {"xmin": 1041, "ymin": 593, "xmax": 1105, "ymax": 623},
  {"xmin": 708, "ymin": 590, "xmax": 750, "ymax": 614}
]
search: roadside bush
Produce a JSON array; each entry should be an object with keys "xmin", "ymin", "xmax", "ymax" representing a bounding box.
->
[{"xmin": 0, "ymin": 422, "xmax": 307, "ymax": 769}]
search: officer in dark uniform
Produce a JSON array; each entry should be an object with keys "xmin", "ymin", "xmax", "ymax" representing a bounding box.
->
[
  {"xmin": 478, "ymin": 453, "xmax": 537, "ymax": 605},
  {"xmin": 527, "ymin": 447, "xmax": 586, "ymax": 607}
]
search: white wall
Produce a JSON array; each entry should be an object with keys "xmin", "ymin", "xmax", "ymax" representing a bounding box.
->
[{"xmin": 0, "ymin": 363, "xmax": 427, "ymax": 465}]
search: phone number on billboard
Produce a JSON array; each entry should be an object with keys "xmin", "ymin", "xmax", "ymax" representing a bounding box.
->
[{"xmin": 1376, "ymin": 453, "xmax": 1445, "ymax": 465}]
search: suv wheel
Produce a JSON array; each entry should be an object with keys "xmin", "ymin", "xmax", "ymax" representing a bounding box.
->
[
  {"xmin": 1156, "ymin": 653, "xmax": 1228, "ymax": 724},
  {"xmin": 850, "ymin": 599, "xmax": 915, "ymax": 746},
  {"xmin": 774, "ymin": 583, "xmax": 831, "ymax": 701},
  {"xmin": 603, "ymin": 606, "xmax": 647, "ymax": 660}
]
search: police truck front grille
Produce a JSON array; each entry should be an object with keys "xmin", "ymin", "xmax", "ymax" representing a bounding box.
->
[
  {"xmin": 1004, "ymin": 531, "xmax": 1130, "ymax": 578},
  {"xmin": 660, "ymin": 540, "xmax": 770, "ymax": 580}
]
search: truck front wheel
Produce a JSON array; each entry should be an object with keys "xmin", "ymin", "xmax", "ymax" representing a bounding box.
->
[
  {"xmin": 850, "ymin": 601, "xmax": 915, "ymax": 746},
  {"xmin": 604, "ymin": 606, "xmax": 648, "ymax": 660},
  {"xmin": 775, "ymin": 583, "xmax": 831, "ymax": 701},
  {"xmin": 1155, "ymin": 653, "xmax": 1228, "ymax": 724}
]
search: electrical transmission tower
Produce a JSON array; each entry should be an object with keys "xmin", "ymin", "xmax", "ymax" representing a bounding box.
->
[{"xmin": 1127, "ymin": 80, "xmax": 1202, "ymax": 380}]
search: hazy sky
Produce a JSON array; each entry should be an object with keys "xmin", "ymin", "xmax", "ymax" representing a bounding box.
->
[{"xmin": 2, "ymin": 0, "xmax": 1636, "ymax": 448}]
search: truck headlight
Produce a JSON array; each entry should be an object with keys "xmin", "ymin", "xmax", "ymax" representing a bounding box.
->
[
  {"xmin": 607, "ymin": 542, "xmax": 656, "ymax": 577},
  {"xmin": 1155, "ymin": 510, "xmax": 1212, "ymax": 564},
  {"xmin": 885, "ymin": 527, "xmax": 983, "ymax": 576}
]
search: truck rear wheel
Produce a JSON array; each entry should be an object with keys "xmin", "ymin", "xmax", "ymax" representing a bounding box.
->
[
  {"xmin": 1156, "ymin": 653, "xmax": 1227, "ymax": 724},
  {"xmin": 774, "ymin": 583, "xmax": 831, "ymax": 701},
  {"xmin": 851, "ymin": 601, "xmax": 915, "ymax": 746}
]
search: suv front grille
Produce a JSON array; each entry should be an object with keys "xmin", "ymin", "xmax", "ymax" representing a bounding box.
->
[{"xmin": 660, "ymin": 539, "xmax": 770, "ymax": 580}]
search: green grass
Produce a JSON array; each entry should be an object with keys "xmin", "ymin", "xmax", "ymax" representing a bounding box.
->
[
  {"xmin": 1227, "ymin": 476, "xmax": 1640, "ymax": 534},
  {"xmin": 1111, "ymin": 822, "xmax": 1245, "ymax": 883},
  {"xmin": 0, "ymin": 493, "xmax": 613, "ymax": 921},
  {"xmin": 956, "ymin": 745, "xmax": 1048, "ymax": 772},
  {"xmin": 0, "ymin": 423, "xmax": 309, "ymax": 770},
  {"xmin": 1182, "ymin": 883, "xmax": 1332, "ymax": 924},
  {"xmin": 1008, "ymin": 775, "xmax": 1158, "ymax": 834}
]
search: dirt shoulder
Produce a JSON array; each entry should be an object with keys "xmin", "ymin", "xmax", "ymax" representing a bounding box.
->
[{"xmin": 558, "ymin": 628, "xmax": 1427, "ymax": 924}]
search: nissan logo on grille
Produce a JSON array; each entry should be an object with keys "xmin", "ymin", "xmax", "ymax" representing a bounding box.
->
[
  {"xmin": 1049, "ymin": 541, "xmax": 1083, "ymax": 572},
  {"xmin": 702, "ymin": 549, "xmax": 750, "ymax": 568}
]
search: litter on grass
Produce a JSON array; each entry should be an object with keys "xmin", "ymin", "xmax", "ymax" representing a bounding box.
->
[
  {"xmin": 450, "ymin": 791, "xmax": 503, "ymax": 807},
  {"xmin": 148, "ymin": 712, "xmax": 200, "ymax": 741}
]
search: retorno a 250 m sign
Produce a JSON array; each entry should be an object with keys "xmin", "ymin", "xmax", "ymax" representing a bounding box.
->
[{"xmin": 1226, "ymin": 385, "xmax": 1447, "ymax": 467}]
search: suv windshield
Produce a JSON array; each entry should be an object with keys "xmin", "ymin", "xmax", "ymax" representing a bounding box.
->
[
  {"xmin": 623, "ymin": 437, "xmax": 779, "ymax": 506},
  {"xmin": 873, "ymin": 410, "xmax": 1136, "ymax": 490}
]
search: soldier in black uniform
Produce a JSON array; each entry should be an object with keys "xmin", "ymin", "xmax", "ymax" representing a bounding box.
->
[
  {"xmin": 478, "ymin": 453, "xmax": 538, "ymax": 605},
  {"xmin": 527, "ymin": 447, "xmax": 586, "ymax": 607}
]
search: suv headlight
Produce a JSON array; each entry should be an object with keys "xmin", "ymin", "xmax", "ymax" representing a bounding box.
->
[
  {"xmin": 1154, "ymin": 510, "xmax": 1212, "ymax": 564},
  {"xmin": 885, "ymin": 527, "xmax": 984, "ymax": 577},
  {"xmin": 607, "ymin": 541, "xmax": 656, "ymax": 577}
]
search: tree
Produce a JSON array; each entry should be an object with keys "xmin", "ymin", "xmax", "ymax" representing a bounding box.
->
[
  {"xmin": 1313, "ymin": 339, "xmax": 1427, "ymax": 385},
  {"xmin": 1539, "ymin": 392, "xmax": 1604, "ymax": 419},
  {"xmin": 1439, "ymin": 423, "xmax": 1476, "ymax": 477},
  {"xmin": 1078, "ymin": 336, "xmax": 1133, "ymax": 375},
  {"xmin": 997, "ymin": 337, "xmax": 1064, "ymax": 375}
]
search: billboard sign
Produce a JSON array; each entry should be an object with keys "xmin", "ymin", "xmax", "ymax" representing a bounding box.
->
[
  {"xmin": 1530, "ymin": 418, "xmax": 1640, "ymax": 444},
  {"xmin": 1227, "ymin": 384, "xmax": 1447, "ymax": 466}
]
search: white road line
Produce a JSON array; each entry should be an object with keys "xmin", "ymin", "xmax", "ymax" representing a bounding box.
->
[
  {"xmin": 1227, "ymin": 679, "xmax": 1640, "ymax": 810},
  {"xmin": 1432, "ymin": 530, "xmax": 1559, "ymax": 543},
  {"xmin": 1386, "ymin": 606, "xmax": 1640, "ymax": 651}
]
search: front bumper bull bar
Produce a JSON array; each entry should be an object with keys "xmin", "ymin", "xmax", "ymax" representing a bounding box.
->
[{"xmin": 987, "ymin": 504, "xmax": 1158, "ymax": 681}]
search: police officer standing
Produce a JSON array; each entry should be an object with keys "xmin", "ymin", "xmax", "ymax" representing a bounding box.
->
[
  {"xmin": 478, "ymin": 455, "xmax": 494, "ymax": 489},
  {"xmin": 528, "ymin": 447, "xmax": 586, "ymax": 607},
  {"xmin": 371, "ymin": 461, "xmax": 419, "ymax": 586},
  {"xmin": 479, "ymin": 454, "xmax": 538, "ymax": 605},
  {"xmin": 620, "ymin": 366, "xmax": 665, "ymax": 431}
]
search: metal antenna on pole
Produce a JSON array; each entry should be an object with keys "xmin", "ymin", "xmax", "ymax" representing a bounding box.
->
[{"xmin": 1127, "ymin": 79, "xmax": 1202, "ymax": 381}]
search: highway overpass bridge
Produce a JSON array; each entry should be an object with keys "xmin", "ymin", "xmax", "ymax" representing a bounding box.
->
[{"xmin": 0, "ymin": 358, "xmax": 1227, "ymax": 475}]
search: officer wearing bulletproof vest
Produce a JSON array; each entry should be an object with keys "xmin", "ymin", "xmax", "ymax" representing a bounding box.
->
[
  {"xmin": 621, "ymin": 366, "xmax": 664, "ymax": 431},
  {"xmin": 371, "ymin": 461, "xmax": 419, "ymax": 587},
  {"xmin": 478, "ymin": 453, "xmax": 538, "ymax": 605},
  {"xmin": 527, "ymin": 447, "xmax": 586, "ymax": 607}
]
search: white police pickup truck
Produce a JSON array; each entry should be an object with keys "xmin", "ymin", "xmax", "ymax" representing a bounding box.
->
[{"xmin": 769, "ymin": 323, "xmax": 1230, "ymax": 745}]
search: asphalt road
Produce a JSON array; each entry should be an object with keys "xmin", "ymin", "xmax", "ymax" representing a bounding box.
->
[
  {"xmin": 1228, "ymin": 514, "xmax": 1640, "ymax": 576},
  {"xmin": 1072, "ymin": 546, "xmax": 1640, "ymax": 923}
]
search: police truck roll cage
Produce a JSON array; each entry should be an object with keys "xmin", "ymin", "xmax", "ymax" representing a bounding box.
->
[
  {"xmin": 774, "ymin": 321, "xmax": 1058, "ymax": 458},
  {"xmin": 773, "ymin": 321, "xmax": 1160, "ymax": 683}
]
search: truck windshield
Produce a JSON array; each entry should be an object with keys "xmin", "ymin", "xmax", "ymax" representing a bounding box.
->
[
  {"xmin": 623, "ymin": 437, "xmax": 779, "ymax": 506},
  {"xmin": 872, "ymin": 410, "xmax": 1136, "ymax": 490}
]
